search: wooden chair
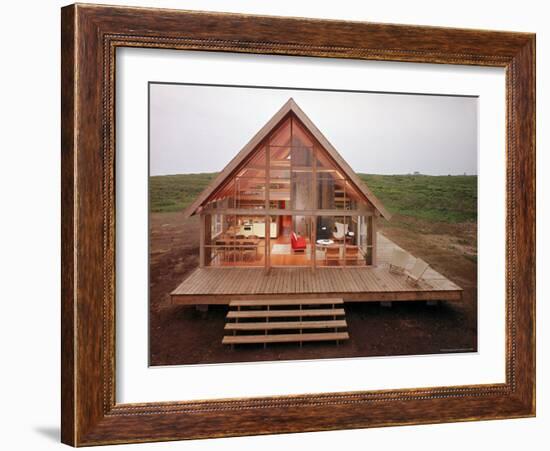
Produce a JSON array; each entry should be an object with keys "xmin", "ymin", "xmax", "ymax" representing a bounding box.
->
[
  {"xmin": 221, "ymin": 237, "xmax": 237, "ymax": 263},
  {"xmin": 242, "ymin": 241, "xmax": 258, "ymax": 262},
  {"xmin": 344, "ymin": 245, "xmax": 359, "ymax": 265},
  {"xmin": 389, "ymin": 248, "xmax": 409, "ymax": 274},
  {"xmin": 215, "ymin": 239, "xmax": 227, "ymax": 263},
  {"xmin": 325, "ymin": 246, "xmax": 340, "ymax": 265},
  {"xmin": 405, "ymin": 258, "xmax": 430, "ymax": 285},
  {"xmin": 233, "ymin": 240, "xmax": 246, "ymax": 262}
]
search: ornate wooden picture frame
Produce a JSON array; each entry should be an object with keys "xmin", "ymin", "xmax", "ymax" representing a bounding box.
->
[{"xmin": 61, "ymin": 3, "xmax": 535, "ymax": 446}]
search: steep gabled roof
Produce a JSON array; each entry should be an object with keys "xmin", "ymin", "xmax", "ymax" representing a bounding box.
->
[{"xmin": 183, "ymin": 98, "xmax": 391, "ymax": 220}]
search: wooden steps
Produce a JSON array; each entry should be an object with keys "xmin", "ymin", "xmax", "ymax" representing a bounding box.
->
[
  {"xmin": 225, "ymin": 320, "xmax": 347, "ymax": 331},
  {"xmin": 223, "ymin": 332, "xmax": 349, "ymax": 345},
  {"xmin": 227, "ymin": 308, "xmax": 345, "ymax": 319},
  {"xmin": 223, "ymin": 298, "xmax": 349, "ymax": 347}
]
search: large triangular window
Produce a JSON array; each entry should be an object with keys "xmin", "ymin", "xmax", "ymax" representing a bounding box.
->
[{"xmin": 203, "ymin": 113, "xmax": 371, "ymax": 213}]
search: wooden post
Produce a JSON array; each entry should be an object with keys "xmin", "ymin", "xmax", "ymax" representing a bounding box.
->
[
  {"xmin": 342, "ymin": 216, "xmax": 346, "ymax": 267},
  {"xmin": 265, "ymin": 144, "xmax": 271, "ymax": 273},
  {"xmin": 367, "ymin": 214, "xmax": 378, "ymax": 266},
  {"xmin": 199, "ymin": 213, "xmax": 206, "ymax": 267},
  {"xmin": 289, "ymin": 117, "xmax": 294, "ymax": 233},
  {"xmin": 204, "ymin": 214, "xmax": 212, "ymax": 266},
  {"xmin": 372, "ymin": 212, "xmax": 378, "ymax": 266},
  {"xmin": 311, "ymin": 216, "xmax": 317, "ymax": 271},
  {"xmin": 311, "ymin": 144, "xmax": 317, "ymax": 271},
  {"xmin": 366, "ymin": 216, "xmax": 373, "ymax": 266},
  {"xmin": 265, "ymin": 216, "xmax": 271, "ymax": 273}
]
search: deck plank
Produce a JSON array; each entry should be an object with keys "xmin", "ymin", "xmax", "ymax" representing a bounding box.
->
[
  {"xmin": 225, "ymin": 320, "xmax": 347, "ymax": 331},
  {"xmin": 227, "ymin": 308, "xmax": 346, "ymax": 319},
  {"xmin": 230, "ymin": 298, "xmax": 343, "ymax": 307},
  {"xmin": 222, "ymin": 332, "xmax": 349, "ymax": 344}
]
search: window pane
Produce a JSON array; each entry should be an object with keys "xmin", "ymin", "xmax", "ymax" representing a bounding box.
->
[
  {"xmin": 291, "ymin": 146, "xmax": 313, "ymax": 167},
  {"xmin": 270, "ymin": 146, "xmax": 290, "ymax": 173},
  {"xmin": 235, "ymin": 177, "xmax": 265, "ymax": 209},
  {"xmin": 316, "ymin": 149, "xmax": 344, "ymax": 177},
  {"xmin": 243, "ymin": 146, "xmax": 266, "ymax": 173},
  {"xmin": 291, "ymin": 118, "xmax": 314, "ymax": 147},
  {"xmin": 317, "ymin": 174, "xmax": 334, "ymax": 209},
  {"xmin": 291, "ymin": 171, "xmax": 313, "ymax": 209},
  {"xmin": 315, "ymin": 216, "xmax": 365, "ymax": 266},
  {"xmin": 333, "ymin": 178, "xmax": 347, "ymax": 210},
  {"xmin": 213, "ymin": 179, "xmax": 235, "ymax": 208},
  {"xmin": 207, "ymin": 215, "xmax": 265, "ymax": 267},
  {"xmin": 270, "ymin": 118, "xmax": 291, "ymax": 146},
  {"xmin": 345, "ymin": 181, "xmax": 361, "ymax": 210},
  {"xmin": 269, "ymin": 179, "xmax": 290, "ymax": 207}
]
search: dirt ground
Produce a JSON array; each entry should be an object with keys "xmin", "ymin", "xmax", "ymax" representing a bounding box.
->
[{"xmin": 149, "ymin": 212, "xmax": 477, "ymax": 366}]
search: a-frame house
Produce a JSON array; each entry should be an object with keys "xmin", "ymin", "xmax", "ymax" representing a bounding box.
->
[
  {"xmin": 183, "ymin": 98, "xmax": 391, "ymax": 271},
  {"xmin": 172, "ymin": 99, "xmax": 463, "ymax": 308}
]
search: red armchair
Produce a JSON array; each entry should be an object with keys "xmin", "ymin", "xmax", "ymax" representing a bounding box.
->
[{"xmin": 291, "ymin": 232, "xmax": 307, "ymax": 253}]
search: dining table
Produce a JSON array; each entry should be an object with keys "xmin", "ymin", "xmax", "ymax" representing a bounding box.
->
[{"xmin": 215, "ymin": 236, "xmax": 260, "ymax": 262}]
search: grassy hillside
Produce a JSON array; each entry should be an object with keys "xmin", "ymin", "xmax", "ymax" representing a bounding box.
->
[
  {"xmin": 358, "ymin": 174, "xmax": 477, "ymax": 223},
  {"xmin": 149, "ymin": 173, "xmax": 218, "ymax": 213},
  {"xmin": 150, "ymin": 173, "xmax": 477, "ymax": 223}
]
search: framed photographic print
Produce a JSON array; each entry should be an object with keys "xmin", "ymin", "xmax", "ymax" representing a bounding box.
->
[{"xmin": 61, "ymin": 3, "xmax": 536, "ymax": 446}]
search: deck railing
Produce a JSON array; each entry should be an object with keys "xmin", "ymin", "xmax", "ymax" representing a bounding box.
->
[
  {"xmin": 203, "ymin": 243, "xmax": 371, "ymax": 267},
  {"xmin": 204, "ymin": 243, "xmax": 263, "ymax": 266}
]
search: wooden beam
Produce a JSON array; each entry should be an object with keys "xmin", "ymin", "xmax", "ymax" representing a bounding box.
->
[
  {"xmin": 366, "ymin": 215, "xmax": 378, "ymax": 266},
  {"xmin": 222, "ymin": 332, "xmax": 349, "ymax": 345},
  {"xmin": 200, "ymin": 208, "xmax": 374, "ymax": 217},
  {"xmin": 199, "ymin": 214, "xmax": 205, "ymax": 267},
  {"xmin": 341, "ymin": 216, "xmax": 346, "ymax": 267},
  {"xmin": 171, "ymin": 290, "xmax": 463, "ymax": 305},
  {"xmin": 227, "ymin": 308, "xmax": 346, "ymax": 319},
  {"xmin": 311, "ymin": 215, "xmax": 316, "ymax": 271},
  {"xmin": 229, "ymin": 298, "xmax": 344, "ymax": 306},
  {"xmin": 290, "ymin": 116, "xmax": 294, "ymax": 216},
  {"xmin": 265, "ymin": 143, "xmax": 271, "ymax": 273},
  {"xmin": 224, "ymin": 320, "xmax": 347, "ymax": 331},
  {"xmin": 312, "ymin": 145, "xmax": 317, "ymax": 271},
  {"xmin": 265, "ymin": 216, "xmax": 271, "ymax": 273},
  {"xmin": 372, "ymin": 212, "xmax": 378, "ymax": 266},
  {"xmin": 204, "ymin": 214, "xmax": 212, "ymax": 266}
]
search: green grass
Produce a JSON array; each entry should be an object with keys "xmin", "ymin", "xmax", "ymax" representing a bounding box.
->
[
  {"xmin": 358, "ymin": 174, "xmax": 477, "ymax": 223},
  {"xmin": 150, "ymin": 173, "xmax": 477, "ymax": 223},
  {"xmin": 149, "ymin": 173, "xmax": 218, "ymax": 213}
]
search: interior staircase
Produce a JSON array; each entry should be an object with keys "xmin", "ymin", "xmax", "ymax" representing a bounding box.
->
[{"xmin": 222, "ymin": 298, "xmax": 349, "ymax": 347}]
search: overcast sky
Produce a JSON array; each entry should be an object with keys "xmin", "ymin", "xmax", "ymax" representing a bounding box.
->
[{"xmin": 149, "ymin": 83, "xmax": 477, "ymax": 176}]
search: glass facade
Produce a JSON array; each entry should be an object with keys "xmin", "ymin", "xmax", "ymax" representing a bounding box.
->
[
  {"xmin": 315, "ymin": 215, "xmax": 370, "ymax": 267},
  {"xmin": 199, "ymin": 113, "xmax": 376, "ymax": 268}
]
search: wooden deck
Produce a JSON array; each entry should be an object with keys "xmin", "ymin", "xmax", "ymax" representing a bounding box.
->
[{"xmin": 171, "ymin": 234, "xmax": 462, "ymax": 305}]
